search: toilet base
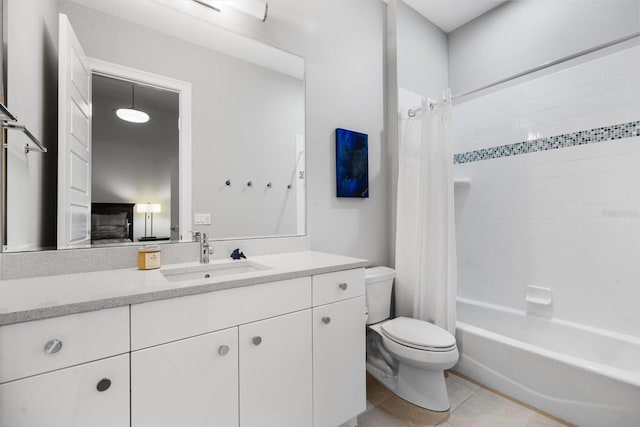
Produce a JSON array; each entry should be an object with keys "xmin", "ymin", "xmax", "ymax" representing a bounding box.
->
[{"xmin": 396, "ymin": 363, "xmax": 450, "ymax": 412}]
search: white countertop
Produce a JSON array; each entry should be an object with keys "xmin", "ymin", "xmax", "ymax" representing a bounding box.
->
[{"xmin": 0, "ymin": 251, "xmax": 368, "ymax": 326}]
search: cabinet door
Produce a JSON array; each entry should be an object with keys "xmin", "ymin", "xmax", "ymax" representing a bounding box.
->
[
  {"xmin": 0, "ymin": 354, "xmax": 129, "ymax": 427},
  {"xmin": 239, "ymin": 310, "xmax": 312, "ymax": 427},
  {"xmin": 313, "ymin": 297, "xmax": 366, "ymax": 427},
  {"xmin": 131, "ymin": 326, "xmax": 238, "ymax": 427}
]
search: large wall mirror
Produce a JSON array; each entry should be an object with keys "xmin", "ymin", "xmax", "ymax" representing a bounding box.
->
[{"xmin": 1, "ymin": 0, "xmax": 305, "ymax": 252}]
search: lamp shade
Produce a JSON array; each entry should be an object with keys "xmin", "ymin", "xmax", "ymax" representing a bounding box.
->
[{"xmin": 137, "ymin": 203, "xmax": 161, "ymax": 214}]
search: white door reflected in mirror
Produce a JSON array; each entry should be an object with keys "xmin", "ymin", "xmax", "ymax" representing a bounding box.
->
[{"xmin": 57, "ymin": 14, "xmax": 92, "ymax": 250}]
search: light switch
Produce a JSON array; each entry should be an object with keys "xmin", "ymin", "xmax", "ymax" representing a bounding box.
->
[{"xmin": 194, "ymin": 213, "xmax": 211, "ymax": 225}]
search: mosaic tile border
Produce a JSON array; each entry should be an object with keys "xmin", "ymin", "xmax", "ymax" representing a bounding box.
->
[{"xmin": 454, "ymin": 120, "xmax": 640, "ymax": 164}]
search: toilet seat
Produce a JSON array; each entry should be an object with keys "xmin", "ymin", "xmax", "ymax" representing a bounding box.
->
[{"xmin": 381, "ymin": 317, "xmax": 456, "ymax": 352}]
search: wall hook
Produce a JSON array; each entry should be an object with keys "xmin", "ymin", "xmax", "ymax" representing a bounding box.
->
[
  {"xmin": 267, "ymin": 182, "xmax": 272, "ymax": 188},
  {"xmin": 247, "ymin": 180, "xmax": 253, "ymax": 187},
  {"xmin": 287, "ymin": 184, "xmax": 292, "ymax": 189},
  {"xmin": 225, "ymin": 179, "xmax": 231, "ymax": 186}
]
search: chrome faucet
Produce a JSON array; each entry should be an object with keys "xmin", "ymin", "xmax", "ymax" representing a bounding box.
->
[{"xmin": 191, "ymin": 231, "xmax": 214, "ymax": 264}]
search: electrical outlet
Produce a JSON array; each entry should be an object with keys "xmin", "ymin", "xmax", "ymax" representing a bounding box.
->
[{"xmin": 194, "ymin": 213, "xmax": 211, "ymax": 225}]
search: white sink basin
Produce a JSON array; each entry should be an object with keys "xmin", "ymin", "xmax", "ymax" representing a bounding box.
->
[{"xmin": 162, "ymin": 260, "xmax": 271, "ymax": 283}]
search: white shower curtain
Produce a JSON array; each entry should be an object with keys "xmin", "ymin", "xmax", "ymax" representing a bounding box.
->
[{"xmin": 394, "ymin": 94, "xmax": 457, "ymax": 334}]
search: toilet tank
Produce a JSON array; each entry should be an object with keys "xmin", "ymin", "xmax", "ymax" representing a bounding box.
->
[{"xmin": 365, "ymin": 266, "xmax": 395, "ymax": 325}]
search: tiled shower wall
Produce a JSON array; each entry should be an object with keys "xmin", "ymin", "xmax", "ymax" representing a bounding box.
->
[{"xmin": 453, "ymin": 44, "xmax": 640, "ymax": 338}]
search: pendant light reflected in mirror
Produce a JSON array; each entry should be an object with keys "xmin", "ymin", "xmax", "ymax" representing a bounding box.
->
[{"xmin": 114, "ymin": 83, "xmax": 150, "ymax": 124}]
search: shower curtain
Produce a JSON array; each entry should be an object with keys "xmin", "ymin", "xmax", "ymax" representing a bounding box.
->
[{"xmin": 395, "ymin": 94, "xmax": 457, "ymax": 334}]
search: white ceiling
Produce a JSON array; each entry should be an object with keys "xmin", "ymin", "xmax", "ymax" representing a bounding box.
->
[
  {"xmin": 93, "ymin": 75, "xmax": 179, "ymax": 115},
  {"xmin": 402, "ymin": 0, "xmax": 508, "ymax": 33}
]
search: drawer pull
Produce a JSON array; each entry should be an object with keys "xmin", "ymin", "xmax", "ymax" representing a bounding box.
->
[
  {"xmin": 44, "ymin": 339, "xmax": 63, "ymax": 355},
  {"xmin": 218, "ymin": 345, "xmax": 230, "ymax": 356},
  {"xmin": 96, "ymin": 378, "xmax": 111, "ymax": 392},
  {"xmin": 339, "ymin": 283, "xmax": 348, "ymax": 291},
  {"xmin": 252, "ymin": 336, "xmax": 262, "ymax": 346},
  {"xmin": 322, "ymin": 317, "xmax": 331, "ymax": 324}
]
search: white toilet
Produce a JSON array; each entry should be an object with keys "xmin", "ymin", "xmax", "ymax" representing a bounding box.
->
[{"xmin": 365, "ymin": 266, "xmax": 458, "ymax": 412}]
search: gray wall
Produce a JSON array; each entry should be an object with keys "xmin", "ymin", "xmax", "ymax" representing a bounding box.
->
[
  {"xmin": 448, "ymin": 0, "xmax": 640, "ymax": 95},
  {"xmin": 397, "ymin": 0, "xmax": 449, "ymax": 100},
  {"xmin": 3, "ymin": 0, "xmax": 388, "ymax": 266},
  {"xmin": 5, "ymin": 0, "xmax": 58, "ymax": 251},
  {"xmin": 181, "ymin": 0, "xmax": 389, "ymax": 264}
]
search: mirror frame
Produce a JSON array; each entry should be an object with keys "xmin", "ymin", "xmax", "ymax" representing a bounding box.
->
[{"xmin": 1, "ymin": 0, "xmax": 6, "ymax": 250}]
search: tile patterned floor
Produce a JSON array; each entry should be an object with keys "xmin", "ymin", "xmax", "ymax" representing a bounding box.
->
[{"xmin": 358, "ymin": 372, "xmax": 571, "ymax": 427}]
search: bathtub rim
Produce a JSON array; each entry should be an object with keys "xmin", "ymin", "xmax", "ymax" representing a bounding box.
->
[
  {"xmin": 456, "ymin": 298, "xmax": 640, "ymax": 389},
  {"xmin": 457, "ymin": 297, "xmax": 640, "ymax": 346}
]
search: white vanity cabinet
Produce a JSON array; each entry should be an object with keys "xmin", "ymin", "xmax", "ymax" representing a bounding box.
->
[
  {"xmin": 131, "ymin": 309, "xmax": 313, "ymax": 427},
  {"xmin": 312, "ymin": 269, "xmax": 366, "ymax": 427},
  {"xmin": 0, "ymin": 262, "xmax": 367, "ymax": 427},
  {"xmin": 131, "ymin": 327, "xmax": 239, "ymax": 427},
  {"xmin": 239, "ymin": 309, "xmax": 312, "ymax": 427},
  {"xmin": 0, "ymin": 354, "xmax": 130, "ymax": 427},
  {"xmin": 130, "ymin": 276, "xmax": 313, "ymax": 427},
  {"xmin": 0, "ymin": 307, "xmax": 130, "ymax": 427}
]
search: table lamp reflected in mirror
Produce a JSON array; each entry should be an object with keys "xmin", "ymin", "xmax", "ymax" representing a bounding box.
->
[{"xmin": 136, "ymin": 203, "xmax": 161, "ymax": 240}]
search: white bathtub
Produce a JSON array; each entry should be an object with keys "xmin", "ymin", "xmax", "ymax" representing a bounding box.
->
[{"xmin": 454, "ymin": 297, "xmax": 640, "ymax": 427}]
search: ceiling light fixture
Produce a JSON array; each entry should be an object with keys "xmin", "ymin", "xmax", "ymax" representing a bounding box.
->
[
  {"xmin": 193, "ymin": 0, "xmax": 268, "ymax": 22},
  {"xmin": 114, "ymin": 84, "xmax": 150, "ymax": 124}
]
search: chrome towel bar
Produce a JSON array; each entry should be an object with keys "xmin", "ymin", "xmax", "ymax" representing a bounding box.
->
[
  {"xmin": 3, "ymin": 123, "xmax": 47, "ymax": 154},
  {"xmin": 0, "ymin": 101, "xmax": 47, "ymax": 154}
]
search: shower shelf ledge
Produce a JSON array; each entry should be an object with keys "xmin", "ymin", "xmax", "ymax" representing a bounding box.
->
[{"xmin": 454, "ymin": 178, "xmax": 471, "ymax": 186}]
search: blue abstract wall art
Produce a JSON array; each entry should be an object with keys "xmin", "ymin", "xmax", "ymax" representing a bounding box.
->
[{"xmin": 336, "ymin": 128, "xmax": 369, "ymax": 198}]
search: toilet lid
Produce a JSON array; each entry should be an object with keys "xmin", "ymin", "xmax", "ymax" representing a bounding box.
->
[{"xmin": 381, "ymin": 317, "xmax": 456, "ymax": 351}]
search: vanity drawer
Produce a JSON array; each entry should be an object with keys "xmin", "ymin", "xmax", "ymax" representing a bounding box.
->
[
  {"xmin": 0, "ymin": 306, "xmax": 129, "ymax": 384},
  {"xmin": 131, "ymin": 277, "xmax": 312, "ymax": 350},
  {"xmin": 312, "ymin": 268, "xmax": 365, "ymax": 306}
]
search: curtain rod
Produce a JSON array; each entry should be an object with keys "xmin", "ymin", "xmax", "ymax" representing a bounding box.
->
[{"xmin": 452, "ymin": 32, "xmax": 640, "ymax": 102}]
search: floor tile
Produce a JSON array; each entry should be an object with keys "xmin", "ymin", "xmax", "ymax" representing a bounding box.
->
[
  {"xmin": 445, "ymin": 375, "xmax": 477, "ymax": 411},
  {"xmin": 358, "ymin": 407, "xmax": 411, "ymax": 427},
  {"xmin": 447, "ymin": 372, "xmax": 481, "ymax": 391},
  {"xmin": 361, "ymin": 371, "xmax": 564, "ymax": 427},
  {"xmin": 377, "ymin": 392, "xmax": 449, "ymax": 427},
  {"xmin": 446, "ymin": 388, "xmax": 536, "ymax": 427},
  {"xmin": 363, "ymin": 374, "xmax": 449, "ymax": 427},
  {"xmin": 366, "ymin": 373, "xmax": 392, "ymax": 409},
  {"xmin": 525, "ymin": 413, "xmax": 570, "ymax": 427}
]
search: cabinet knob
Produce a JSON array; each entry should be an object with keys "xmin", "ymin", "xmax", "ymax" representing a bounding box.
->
[
  {"xmin": 96, "ymin": 378, "xmax": 111, "ymax": 392},
  {"xmin": 339, "ymin": 282, "xmax": 348, "ymax": 291},
  {"xmin": 252, "ymin": 336, "xmax": 262, "ymax": 346},
  {"xmin": 218, "ymin": 345, "xmax": 230, "ymax": 356},
  {"xmin": 322, "ymin": 317, "xmax": 331, "ymax": 324},
  {"xmin": 44, "ymin": 339, "xmax": 63, "ymax": 355}
]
